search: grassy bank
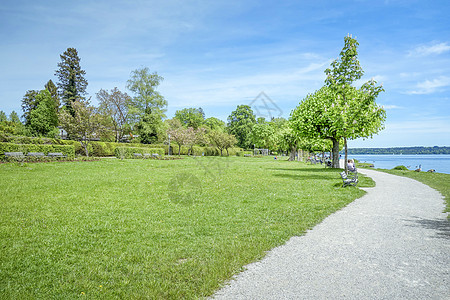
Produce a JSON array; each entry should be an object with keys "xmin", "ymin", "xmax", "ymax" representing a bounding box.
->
[{"xmin": 0, "ymin": 157, "xmax": 372, "ymax": 299}]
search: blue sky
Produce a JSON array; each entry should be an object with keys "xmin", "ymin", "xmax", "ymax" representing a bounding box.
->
[{"xmin": 1, "ymin": 0, "xmax": 449, "ymax": 147}]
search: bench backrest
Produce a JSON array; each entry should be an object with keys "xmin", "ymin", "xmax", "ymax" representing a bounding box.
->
[
  {"xmin": 47, "ymin": 152, "xmax": 64, "ymax": 156},
  {"xmin": 4, "ymin": 152, "xmax": 24, "ymax": 157},
  {"xmin": 27, "ymin": 152, "xmax": 45, "ymax": 156}
]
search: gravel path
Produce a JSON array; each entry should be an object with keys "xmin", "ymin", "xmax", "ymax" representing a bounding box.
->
[{"xmin": 212, "ymin": 169, "xmax": 450, "ymax": 299}]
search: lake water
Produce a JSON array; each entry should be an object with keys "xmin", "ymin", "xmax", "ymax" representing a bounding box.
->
[{"xmin": 349, "ymin": 154, "xmax": 450, "ymax": 174}]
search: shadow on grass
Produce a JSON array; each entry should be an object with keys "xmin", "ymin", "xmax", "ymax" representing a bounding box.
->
[
  {"xmin": 404, "ymin": 216, "xmax": 450, "ymax": 240},
  {"xmin": 269, "ymin": 167, "xmax": 343, "ymax": 181},
  {"xmin": 268, "ymin": 167, "xmax": 342, "ymax": 173}
]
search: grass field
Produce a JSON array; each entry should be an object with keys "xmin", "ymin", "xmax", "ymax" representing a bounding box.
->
[{"xmin": 0, "ymin": 156, "xmax": 374, "ymax": 299}]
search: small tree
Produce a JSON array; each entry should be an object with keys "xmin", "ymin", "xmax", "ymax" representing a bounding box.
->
[
  {"xmin": 59, "ymin": 99, "xmax": 104, "ymax": 156},
  {"xmin": 209, "ymin": 130, "xmax": 237, "ymax": 156},
  {"xmin": 167, "ymin": 127, "xmax": 189, "ymax": 156}
]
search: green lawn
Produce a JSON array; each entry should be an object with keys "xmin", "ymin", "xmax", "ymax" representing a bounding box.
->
[{"xmin": 0, "ymin": 157, "xmax": 373, "ymax": 299}]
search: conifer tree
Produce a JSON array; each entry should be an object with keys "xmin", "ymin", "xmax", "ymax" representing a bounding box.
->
[{"xmin": 55, "ymin": 48, "xmax": 88, "ymax": 114}]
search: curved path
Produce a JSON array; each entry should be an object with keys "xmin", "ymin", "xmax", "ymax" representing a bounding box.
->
[{"xmin": 212, "ymin": 169, "xmax": 449, "ymax": 299}]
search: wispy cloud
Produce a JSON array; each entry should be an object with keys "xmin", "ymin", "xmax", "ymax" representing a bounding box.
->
[
  {"xmin": 406, "ymin": 76, "xmax": 450, "ymax": 94},
  {"xmin": 382, "ymin": 105, "xmax": 401, "ymax": 110},
  {"xmin": 408, "ymin": 42, "xmax": 450, "ymax": 56}
]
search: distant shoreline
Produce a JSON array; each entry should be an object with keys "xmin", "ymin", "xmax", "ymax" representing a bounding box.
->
[{"xmin": 344, "ymin": 146, "xmax": 449, "ymax": 155}]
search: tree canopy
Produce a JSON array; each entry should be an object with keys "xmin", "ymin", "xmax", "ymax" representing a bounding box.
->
[
  {"xmin": 126, "ymin": 67, "xmax": 166, "ymax": 122},
  {"xmin": 174, "ymin": 107, "xmax": 204, "ymax": 129},
  {"xmin": 227, "ymin": 105, "xmax": 256, "ymax": 149},
  {"xmin": 291, "ymin": 35, "xmax": 385, "ymax": 168}
]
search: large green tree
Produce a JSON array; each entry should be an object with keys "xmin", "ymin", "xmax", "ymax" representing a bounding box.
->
[
  {"xmin": 126, "ymin": 67, "xmax": 166, "ymax": 122},
  {"xmin": 28, "ymin": 90, "xmax": 59, "ymax": 137},
  {"xmin": 174, "ymin": 107, "xmax": 204, "ymax": 129},
  {"xmin": 227, "ymin": 105, "xmax": 256, "ymax": 149},
  {"xmin": 291, "ymin": 35, "xmax": 385, "ymax": 169},
  {"xmin": 55, "ymin": 48, "xmax": 88, "ymax": 114},
  {"xmin": 249, "ymin": 122, "xmax": 276, "ymax": 150},
  {"xmin": 204, "ymin": 117, "xmax": 226, "ymax": 132},
  {"xmin": 136, "ymin": 108, "xmax": 165, "ymax": 144}
]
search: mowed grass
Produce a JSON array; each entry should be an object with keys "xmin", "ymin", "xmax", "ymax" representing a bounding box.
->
[{"xmin": 0, "ymin": 157, "xmax": 372, "ymax": 299}]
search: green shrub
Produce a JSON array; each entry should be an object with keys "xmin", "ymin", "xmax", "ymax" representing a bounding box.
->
[
  {"xmin": 236, "ymin": 150, "xmax": 252, "ymax": 157},
  {"xmin": 393, "ymin": 165, "xmax": 408, "ymax": 171},
  {"xmin": 0, "ymin": 142, "xmax": 75, "ymax": 160},
  {"xmin": 114, "ymin": 147, "xmax": 164, "ymax": 159}
]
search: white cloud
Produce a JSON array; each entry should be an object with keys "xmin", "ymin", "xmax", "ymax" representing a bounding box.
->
[
  {"xmin": 386, "ymin": 118, "xmax": 450, "ymax": 134},
  {"xmin": 408, "ymin": 42, "xmax": 450, "ymax": 56},
  {"xmin": 406, "ymin": 76, "xmax": 450, "ymax": 94},
  {"xmin": 381, "ymin": 105, "xmax": 401, "ymax": 110}
]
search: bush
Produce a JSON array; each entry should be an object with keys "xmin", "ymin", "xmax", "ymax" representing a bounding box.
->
[
  {"xmin": 0, "ymin": 142, "xmax": 75, "ymax": 160},
  {"xmin": 393, "ymin": 165, "xmax": 408, "ymax": 170},
  {"xmin": 114, "ymin": 147, "xmax": 165, "ymax": 159},
  {"xmin": 236, "ymin": 150, "xmax": 252, "ymax": 157}
]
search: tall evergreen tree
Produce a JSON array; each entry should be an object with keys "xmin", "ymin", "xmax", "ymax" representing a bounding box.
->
[
  {"xmin": 9, "ymin": 111, "xmax": 21, "ymax": 124},
  {"xmin": 21, "ymin": 90, "xmax": 39, "ymax": 125},
  {"xmin": 55, "ymin": 48, "xmax": 88, "ymax": 114},
  {"xmin": 45, "ymin": 79, "xmax": 60, "ymax": 112}
]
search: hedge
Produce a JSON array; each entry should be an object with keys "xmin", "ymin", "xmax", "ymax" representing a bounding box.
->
[
  {"xmin": 0, "ymin": 134, "xmax": 243, "ymax": 157},
  {"xmin": 114, "ymin": 147, "xmax": 165, "ymax": 159},
  {"xmin": 0, "ymin": 142, "xmax": 75, "ymax": 159}
]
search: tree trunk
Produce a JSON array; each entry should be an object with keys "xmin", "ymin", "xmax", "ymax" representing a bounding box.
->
[
  {"xmin": 331, "ymin": 138, "xmax": 340, "ymax": 168},
  {"xmin": 81, "ymin": 141, "xmax": 89, "ymax": 157},
  {"xmin": 178, "ymin": 145, "xmax": 181, "ymax": 156},
  {"xmin": 344, "ymin": 137, "xmax": 348, "ymax": 174},
  {"xmin": 288, "ymin": 146, "xmax": 296, "ymax": 161},
  {"xmin": 297, "ymin": 149, "xmax": 302, "ymax": 161}
]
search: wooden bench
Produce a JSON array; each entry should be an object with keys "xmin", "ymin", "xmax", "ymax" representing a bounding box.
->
[
  {"xmin": 133, "ymin": 153, "xmax": 143, "ymax": 158},
  {"xmin": 340, "ymin": 170, "xmax": 358, "ymax": 187},
  {"xmin": 47, "ymin": 152, "xmax": 67, "ymax": 158}
]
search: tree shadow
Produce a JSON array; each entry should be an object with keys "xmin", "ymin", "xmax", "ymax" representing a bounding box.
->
[
  {"xmin": 268, "ymin": 167, "xmax": 341, "ymax": 173},
  {"xmin": 403, "ymin": 216, "xmax": 450, "ymax": 239},
  {"xmin": 269, "ymin": 167, "xmax": 342, "ymax": 180}
]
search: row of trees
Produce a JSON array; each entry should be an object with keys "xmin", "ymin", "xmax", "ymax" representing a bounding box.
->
[{"xmin": 2, "ymin": 36, "xmax": 385, "ymax": 164}]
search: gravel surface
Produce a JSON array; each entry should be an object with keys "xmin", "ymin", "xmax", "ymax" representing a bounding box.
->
[{"xmin": 212, "ymin": 168, "xmax": 449, "ymax": 299}]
